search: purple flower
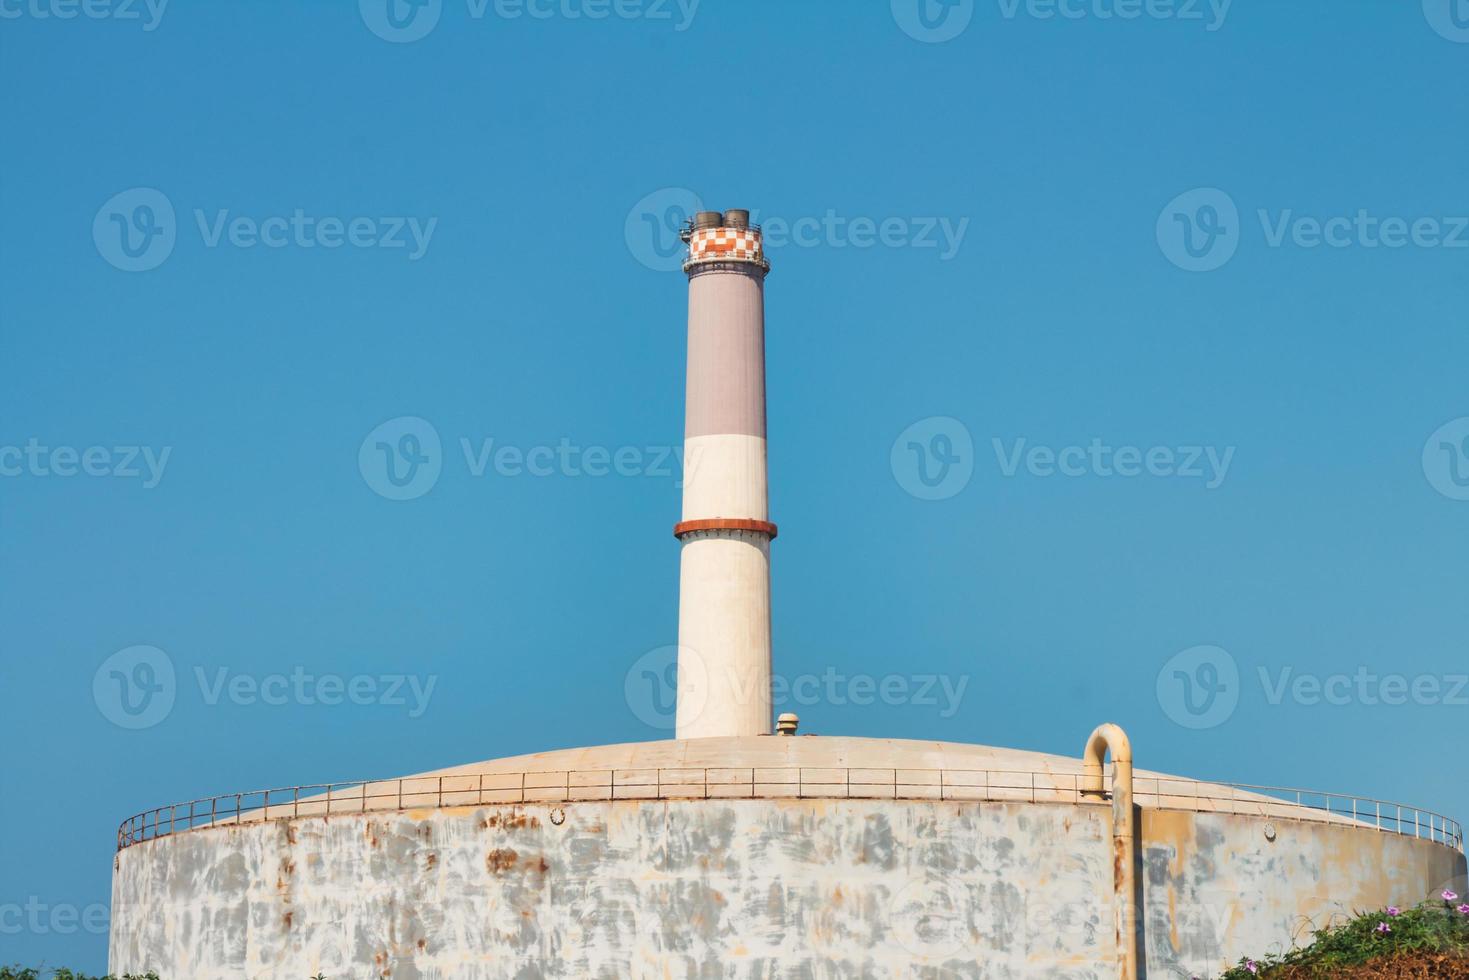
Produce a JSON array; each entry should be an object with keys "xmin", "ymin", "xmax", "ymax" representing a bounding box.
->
[
  {"xmin": 1386, "ymin": 906, "xmax": 1401, "ymax": 916},
  {"xmin": 1444, "ymin": 890, "xmax": 1461, "ymax": 902},
  {"xmin": 1245, "ymin": 960, "xmax": 1258, "ymax": 975},
  {"xmin": 1458, "ymin": 904, "xmax": 1469, "ymax": 916},
  {"xmin": 1376, "ymin": 921, "xmax": 1392, "ymax": 934}
]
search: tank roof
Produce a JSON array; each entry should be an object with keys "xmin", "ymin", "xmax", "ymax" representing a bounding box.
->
[
  {"xmin": 117, "ymin": 734, "xmax": 1464, "ymax": 853},
  {"xmin": 414, "ymin": 735, "xmax": 1109, "ymax": 780}
]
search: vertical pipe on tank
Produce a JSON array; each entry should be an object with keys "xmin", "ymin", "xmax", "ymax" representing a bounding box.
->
[
  {"xmin": 674, "ymin": 212, "xmax": 775, "ymax": 739},
  {"xmin": 1083, "ymin": 723, "xmax": 1139, "ymax": 980}
]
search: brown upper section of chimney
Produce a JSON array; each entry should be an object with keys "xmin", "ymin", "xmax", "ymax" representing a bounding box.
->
[{"xmin": 684, "ymin": 270, "xmax": 767, "ymax": 439}]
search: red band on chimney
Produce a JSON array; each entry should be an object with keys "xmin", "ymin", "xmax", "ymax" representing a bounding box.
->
[{"xmin": 674, "ymin": 518, "xmax": 779, "ymax": 540}]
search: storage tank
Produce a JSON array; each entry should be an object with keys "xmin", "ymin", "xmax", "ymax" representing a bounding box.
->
[{"xmin": 108, "ymin": 210, "xmax": 1466, "ymax": 980}]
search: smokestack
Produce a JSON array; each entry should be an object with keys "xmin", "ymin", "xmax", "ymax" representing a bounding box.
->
[{"xmin": 674, "ymin": 210, "xmax": 774, "ymax": 739}]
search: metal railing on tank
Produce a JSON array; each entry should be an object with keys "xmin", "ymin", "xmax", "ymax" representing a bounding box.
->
[{"xmin": 116, "ymin": 767, "xmax": 1464, "ymax": 853}]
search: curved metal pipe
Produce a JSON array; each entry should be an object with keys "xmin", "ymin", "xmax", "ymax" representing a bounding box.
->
[{"xmin": 1083, "ymin": 723, "xmax": 1138, "ymax": 980}]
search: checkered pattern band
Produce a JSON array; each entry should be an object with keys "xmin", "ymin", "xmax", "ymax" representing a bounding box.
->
[{"xmin": 685, "ymin": 227, "xmax": 766, "ymax": 267}]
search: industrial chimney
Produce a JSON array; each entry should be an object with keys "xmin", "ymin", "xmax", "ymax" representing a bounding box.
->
[{"xmin": 674, "ymin": 210, "xmax": 775, "ymax": 739}]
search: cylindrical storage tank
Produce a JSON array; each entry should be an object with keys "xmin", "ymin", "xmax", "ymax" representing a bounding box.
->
[
  {"xmin": 109, "ymin": 737, "xmax": 1468, "ymax": 980},
  {"xmin": 693, "ymin": 210, "xmax": 724, "ymax": 231},
  {"xmin": 723, "ymin": 208, "xmax": 751, "ymax": 229}
]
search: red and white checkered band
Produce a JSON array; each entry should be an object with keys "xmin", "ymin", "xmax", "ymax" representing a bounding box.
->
[{"xmin": 686, "ymin": 227, "xmax": 765, "ymax": 266}]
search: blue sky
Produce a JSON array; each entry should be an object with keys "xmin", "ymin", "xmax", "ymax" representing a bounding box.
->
[{"xmin": 2, "ymin": 0, "xmax": 1468, "ymax": 969}]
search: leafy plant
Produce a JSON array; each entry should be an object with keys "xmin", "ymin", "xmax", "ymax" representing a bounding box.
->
[{"xmin": 1216, "ymin": 892, "xmax": 1469, "ymax": 978}]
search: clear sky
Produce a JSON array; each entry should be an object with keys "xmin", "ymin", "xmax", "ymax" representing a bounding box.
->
[{"xmin": 2, "ymin": 0, "xmax": 1467, "ymax": 970}]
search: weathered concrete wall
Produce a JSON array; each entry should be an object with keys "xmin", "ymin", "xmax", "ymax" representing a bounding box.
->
[
  {"xmin": 1141, "ymin": 809, "xmax": 1466, "ymax": 979},
  {"xmin": 110, "ymin": 799, "xmax": 1465, "ymax": 980}
]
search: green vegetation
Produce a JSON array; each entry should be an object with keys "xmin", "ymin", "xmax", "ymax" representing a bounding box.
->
[{"xmin": 1219, "ymin": 892, "xmax": 1469, "ymax": 979}]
